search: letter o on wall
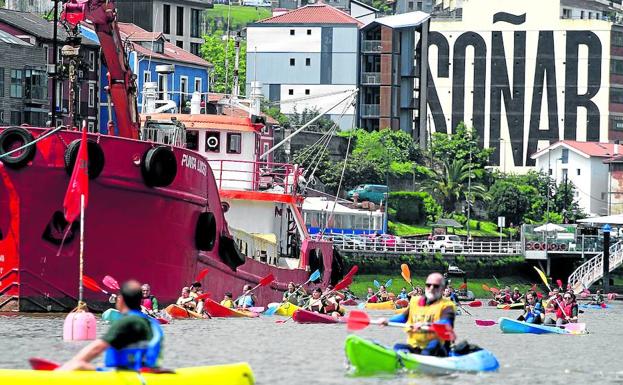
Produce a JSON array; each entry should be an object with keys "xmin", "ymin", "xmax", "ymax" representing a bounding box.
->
[
  {"xmin": 141, "ymin": 146, "xmax": 177, "ymax": 187},
  {"xmin": 64, "ymin": 138, "xmax": 105, "ymax": 179},
  {"xmin": 0, "ymin": 127, "xmax": 37, "ymax": 169}
]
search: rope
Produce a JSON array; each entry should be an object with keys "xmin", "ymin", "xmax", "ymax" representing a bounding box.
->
[{"xmin": 70, "ymin": 301, "xmax": 89, "ymax": 313}]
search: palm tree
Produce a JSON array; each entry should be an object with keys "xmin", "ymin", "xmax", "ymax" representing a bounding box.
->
[{"xmin": 419, "ymin": 159, "xmax": 487, "ymax": 213}]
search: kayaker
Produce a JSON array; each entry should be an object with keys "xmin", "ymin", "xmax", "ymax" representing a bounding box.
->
[
  {"xmin": 221, "ymin": 292, "xmax": 235, "ymax": 308},
  {"xmin": 443, "ymin": 286, "xmax": 460, "ymax": 306},
  {"xmin": 176, "ymin": 287, "xmax": 197, "ymax": 310},
  {"xmin": 385, "ymin": 272, "xmax": 456, "ymax": 357},
  {"xmin": 378, "ymin": 285, "xmax": 390, "ymax": 302},
  {"xmin": 511, "ymin": 287, "xmax": 523, "ymax": 303},
  {"xmin": 195, "ymin": 288, "xmax": 205, "ymax": 314},
  {"xmin": 554, "ymin": 292, "xmax": 579, "ymax": 326},
  {"xmin": 58, "ymin": 280, "xmax": 163, "ymax": 371},
  {"xmin": 518, "ymin": 291, "xmax": 543, "ymax": 324},
  {"xmin": 590, "ymin": 289, "xmax": 605, "ymax": 305},
  {"xmin": 140, "ymin": 284, "xmax": 159, "ymax": 314},
  {"xmin": 235, "ymin": 284, "xmax": 257, "ymax": 308},
  {"xmin": 189, "ymin": 281, "xmax": 202, "ymax": 299},
  {"xmin": 366, "ymin": 287, "xmax": 378, "ymax": 303},
  {"xmin": 307, "ymin": 287, "xmax": 325, "ymax": 313},
  {"xmin": 398, "ymin": 287, "xmax": 409, "ymax": 300}
]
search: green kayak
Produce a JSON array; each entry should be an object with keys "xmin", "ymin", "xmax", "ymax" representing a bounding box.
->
[{"xmin": 344, "ymin": 335, "xmax": 499, "ymax": 376}]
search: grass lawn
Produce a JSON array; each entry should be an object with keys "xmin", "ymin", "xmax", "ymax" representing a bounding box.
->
[
  {"xmin": 349, "ymin": 274, "xmax": 535, "ymax": 299},
  {"xmin": 205, "ymin": 5, "xmax": 271, "ymax": 30},
  {"xmin": 389, "ymin": 220, "xmax": 518, "ymax": 239}
]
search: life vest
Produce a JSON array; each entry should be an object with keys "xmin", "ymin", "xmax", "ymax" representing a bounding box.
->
[
  {"xmin": 220, "ymin": 299, "xmax": 234, "ymax": 308},
  {"xmin": 237, "ymin": 295, "xmax": 254, "ymax": 308},
  {"xmin": 141, "ymin": 297, "xmax": 154, "ymax": 310},
  {"xmin": 308, "ymin": 298, "xmax": 324, "ymax": 313},
  {"xmin": 556, "ymin": 302, "xmax": 576, "ymax": 319},
  {"xmin": 103, "ymin": 310, "xmax": 163, "ymax": 370},
  {"xmin": 406, "ymin": 296, "xmax": 455, "ymax": 350}
]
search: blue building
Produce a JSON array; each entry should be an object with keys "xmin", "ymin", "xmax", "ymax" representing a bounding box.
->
[{"xmin": 80, "ymin": 22, "xmax": 212, "ymax": 134}]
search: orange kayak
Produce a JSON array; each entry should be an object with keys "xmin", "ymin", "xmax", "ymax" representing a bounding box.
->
[
  {"xmin": 164, "ymin": 304, "xmax": 203, "ymax": 319},
  {"xmin": 203, "ymin": 299, "xmax": 260, "ymax": 318}
]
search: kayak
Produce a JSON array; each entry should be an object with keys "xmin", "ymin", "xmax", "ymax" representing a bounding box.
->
[
  {"xmin": 579, "ymin": 304, "xmax": 609, "ymax": 309},
  {"xmin": 496, "ymin": 302, "xmax": 523, "ymax": 309},
  {"xmin": 164, "ymin": 304, "xmax": 203, "ymax": 319},
  {"xmin": 102, "ymin": 309, "xmax": 169, "ymax": 324},
  {"xmin": 498, "ymin": 317, "xmax": 586, "ymax": 334},
  {"xmin": 344, "ymin": 335, "xmax": 499, "ymax": 375},
  {"xmin": 292, "ymin": 308, "xmax": 341, "ymax": 324},
  {"xmin": 203, "ymin": 299, "xmax": 259, "ymax": 318},
  {"xmin": 364, "ymin": 301, "xmax": 396, "ymax": 310},
  {"xmin": 488, "ymin": 300, "xmax": 499, "ymax": 306},
  {"xmin": 0, "ymin": 363, "xmax": 254, "ymax": 385},
  {"xmin": 275, "ymin": 302, "xmax": 300, "ymax": 316},
  {"xmin": 341, "ymin": 299, "xmax": 358, "ymax": 306}
]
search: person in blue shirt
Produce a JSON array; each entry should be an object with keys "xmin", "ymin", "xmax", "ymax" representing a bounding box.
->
[
  {"xmin": 518, "ymin": 291, "xmax": 543, "ymax": 324},
  {"xmin": 59, "ymin": 280, "xmax": 163, "ymax": 371},
  {"xmin": 235, "ymin": 284, "xmax": 257, "ymax": 308},
  {"xmin": 398, "ymin": 287, "xmax": 409, "ymax": 300}
]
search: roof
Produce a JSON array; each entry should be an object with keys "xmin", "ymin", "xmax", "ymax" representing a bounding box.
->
[
  {"xmin": 531, "ymin": 140, "xmax": 621, "ymax": 159},
  {"xmin": 0, "ymin": 8, "xmax": 98, "ymax": 46},
  {"xmin": 256, "ymin": 3, "xmax": 363, "ymax": 26},
  {"xmin": 117, "ymin": 23, "xmax": 212, "ymax": 68},
  {"xmin": 350, "ymin": 0, "xmax": 379, "ymax": 12},
  {"xmin": 577, "ymin": 214, "xmax": 623, "ymax": 225},
  {"xmin": 561, "ymin": 0, "xmax": 611, "ymax": 12},
  {"xmin": 303, "ymin": 197, "xmax": 383, "ymax": 215},
  {"xmin": 207, "ymin": 93, "xmax": 279, "ymax": 125},
  {"xmin": 140, "ymin": 113, "xmax": 261, "ymax": 132},
  {"xmin": 364, "ymin": 11, "xmax": 430, "ymax": 29},
  {"xmin": 0, "ymin": 29, "xmax": 32, "ymax": 46}
]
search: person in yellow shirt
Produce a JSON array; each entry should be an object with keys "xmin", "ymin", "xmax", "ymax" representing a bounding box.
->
[
  {"xmin": 386, "ymin": 272, "xmax": 456, "ymax": 357},
  {"xmin": 220, "ymin": 292, "xmax": 234, "ymax": 308}
]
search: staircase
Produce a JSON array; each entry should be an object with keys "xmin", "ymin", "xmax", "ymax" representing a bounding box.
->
[{"xmin": 568, "ymin": 241, "xmax": 623, "ymax": 294}]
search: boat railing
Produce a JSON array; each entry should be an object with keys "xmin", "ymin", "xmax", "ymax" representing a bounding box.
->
[
  {"xmin": 230, "ymin": 227, "xmax": 279, "ymax": 265},
  {"xmin": 210, "ymin": 159, "xmax": 302, "ymax": 194}
]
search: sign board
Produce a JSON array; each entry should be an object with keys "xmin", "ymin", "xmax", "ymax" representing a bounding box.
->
[{"xmin": 498, "ymin": 216, "xmax": 506, "ymax": 228}]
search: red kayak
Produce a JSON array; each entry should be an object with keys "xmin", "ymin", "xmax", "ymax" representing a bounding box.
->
[
  {"xmin": 292, "ymin": 308, "xmax": 342, "ymax": 324},
  {"xmin": 341, "ymin": 299, "xmax": 358, "ymax": 306},
  {"xmin": 203, "ymin": 299, "xmax": 260, "ymax": 318}
]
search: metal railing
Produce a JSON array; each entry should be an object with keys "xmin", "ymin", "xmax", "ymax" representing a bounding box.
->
[
  {"xmin": 568, "ymin": 241, "xmax": 623, "ymax": 294},
  {"xmin": 361, "ymin": 40, "xmax": 383, "ymax": 53},
  {"xmin": 211, "ymin": 159, "xmax": 300, "ymax": 194},
  {"xmin": 361, "ymin": 72, "xmax": 381, "ymax": 85},
  {"xmin": 360, "ymin": 104, "xmax": 380, "ymax": 118}
]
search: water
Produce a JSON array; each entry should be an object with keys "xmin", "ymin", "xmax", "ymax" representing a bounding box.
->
[{"xmin": 1, "ymin": 304, "xmax": 622, "ymax": 385}]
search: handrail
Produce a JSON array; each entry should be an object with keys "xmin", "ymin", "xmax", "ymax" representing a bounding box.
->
[{"xmin": 568, "ymin": 241, "xmax": 623, "ymax": 293}]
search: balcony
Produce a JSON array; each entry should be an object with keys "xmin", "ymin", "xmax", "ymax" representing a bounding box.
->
[
  {"xmin": 361, "ymin": 40, "xmax": 383, "ymax": 53},
  {"xmin": 361, "ymin": 72, "xmax": 381, "ymax": 85},
  {"xmin": 360, "ymin": 104, "xmax": 380, "ymax": 118}
]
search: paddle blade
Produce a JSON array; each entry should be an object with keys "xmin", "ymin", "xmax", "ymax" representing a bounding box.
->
[
  {"xmin": 103, "ymin": 275, "xmax": 120, "ymax": 290},
  {"xmin": 344, "ymin": 265, "xmax": 359, "ymax": 280},
  {"xmin": 265, "ymin": 305, "xmax": 280, "ymax": 316},
  {"xmin": 429, "ymin": 323, "xmax": 455, "ymax": 341},
  {"xmin": 385, "ymin": 279, "xmax": 392, "ymax": 288},
  {"xmin": 533, "ymin": 266, "xmax": 550, "ymax": 290},
  {"xmin": 259, "ymin": 273, "xmax": 275, "ymax": 287},
  {"xmin": 309, "ymin": 269, "xmax": 321, "ymax": 282},
  {"xmin": 195, "ymin": 268, "xmax": 209, "ymax": 282},
  {"xmin": 490, "ymin": 287, "xmax": 500, "ymax": 295},
  {"xmin": 467, "ymin": 301, "xmax": 482, "ymax": 307},
  {"xmin": 459, "ymin": 283, "xmax": 467, "ymax": 290},
  {"xmin": 346, "ymin": 310, "xmax": 371, "ymax": 331},
  {"xmin": 29, "ymin": 358, "xmax": 60, "ymax": 371},
  {"xmin": 502, "ymin": 304, "xmax": 511, "ymax": 310},
  {"xmin": 536, "ymin": 292, "xmax": 543, "ymax": 299},
  {"xmin": 475, "ymin": 319, "xmax": 496, "ymax": 327},
  {"xmin": 530, "ymin": 283, "xmax": 537, "ymax": 292},
  {"xmin": 82, "ymin": 275, "xmax": 105, "ymax": 294},
  {"xmin": 373, "ymin": 280, "xmax": 380, "ymax": 288},
  {"xmin": 401, "ymin": 264, "xmax": 412, "ymax": 284},
  {"xmin": 561, "ymin": 323, "xmax": 586, "ymax": 332},
  {"xmin": 195, "ymin": 292, "xmax": 211, "ymax": 301},
  {"xmin": 334, "ymin": 276, "xmax": 353, "ymax": 292},
  {"xmin": 482, "ymin": 284, "xmax": 490, "ymax": 292}
]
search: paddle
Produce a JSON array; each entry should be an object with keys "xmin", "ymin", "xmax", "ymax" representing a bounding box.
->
[
  {"xmin": 266, "ymin": 270, "xmax": 322, "ymax": 316},
  {"xmin": 343, "ymin": 265, "xmax": 359, "ymax": 281},
  {"xmin": 83, "ymin": 275, "xmax": 110, "ymax": 295},
  {"xmin": 29, "ymin": 358, "xmax": 60, "ymax": 371},
  {"xmin": 237, "ymin": 273, "xmax": 275, "ymax": 309},
  {"xmin": 400, "ymin": 264, "xmax": 415, "ymax": 290},
  {"xmin": 458, "ymin": 283, "xmax": 467, "ymax": 290},
  {"xmin": 534, "ymin": 266, "xmax": 569, "ymax": 318},
  {"xmin": 373, "ymin": 280, "xmax": 380, "ymax": 288},
  {"xmin": 358, "ymin": 278, "xmax": 393, "ymax": 309},
  {"xmin": 195, "ymin": 268, "xmax": 209, "ymax": 282},
  {"xmin": 346, "ymin": 310, "xmax": 456, "ymax": 341},
  {"xmin": 467, "ymin": 301, "xmax": 482, "ymax": 307},
  {"xmin": 493, "ymin": 276, "xmax": 501, "ymax": 287},
  {"xmin": 475, "ymin": 319, "xmax": 586, "ymax": 332},
  {"xmin": 102, "ymin": 275, "xmax": 120, "ymax": 291},
  {"xmin": 556, "ymin": 279, "xmax": 564, "ymax": 289}
]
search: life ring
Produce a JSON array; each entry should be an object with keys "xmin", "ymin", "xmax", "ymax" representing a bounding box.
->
[
  {"xmin": 540, "ymin": 242, "xmax": 547, "ymax": 250},
  {"xmin": 559, "ymin": 243, "xmax": 567, "ymax": 251},
  {"xmin": 141, "ymin": 146, "xmax": 177, "ymax": 187},
  {"xmin": 0, "ymin": 126, "xmax": 36, "ymax": 169},
  {"xmin": 548, "ymin": 243, "xmax": 557, "ymax": 251},
  {"xmin": 532, "ymin": 242, "xmax": 541, "ymax": 250},
  {"xmin": 64, "ymin": 138, "xmax": 105, "ymax": 179}
]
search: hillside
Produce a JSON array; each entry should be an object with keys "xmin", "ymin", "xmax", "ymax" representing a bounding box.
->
[{"xmin": 203, "ymin": 5, "xmax": 271, "ymax": 34}]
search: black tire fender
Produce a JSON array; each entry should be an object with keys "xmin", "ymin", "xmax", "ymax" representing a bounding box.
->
[
  {"xmin": 0, "ymin": 126, "xmax": 36, "ymax": 169},
  {"xmin": 141, "ymin": 146, "xmax": 177, "ymax": 187},
  {"xmin": 64, "ymin": 138, "xmax": 105, "ymax": 179}
]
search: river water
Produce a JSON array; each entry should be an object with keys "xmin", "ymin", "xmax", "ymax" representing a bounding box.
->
[{"xmin": 1, "ymin": 303, "xmax": 622, "ymax": 385}]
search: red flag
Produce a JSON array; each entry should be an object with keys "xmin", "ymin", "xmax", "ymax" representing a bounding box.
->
[{"xmin": 63, "ymin": 123, "xmax": 89, "ymax": 223}]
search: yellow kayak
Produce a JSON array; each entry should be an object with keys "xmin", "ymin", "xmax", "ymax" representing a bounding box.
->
[
  {"xmin": 0, "ymin": 363, "xmax": 254, "ymax": 385},
  {"xmin": 365, "ymin": 301, "xmax": 396, "ymax": 310},
  {"xmin": 276, "ymin": 302, "xmax": 299, "ymax": 316}
]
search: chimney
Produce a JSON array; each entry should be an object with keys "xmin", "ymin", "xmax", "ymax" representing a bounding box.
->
[{"xmin": 615, "ymin": 141, "xmax": 620, "ymax": 155}]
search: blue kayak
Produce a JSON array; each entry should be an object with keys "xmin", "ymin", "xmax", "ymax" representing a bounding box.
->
[
  {"xmin": 498, "ymin": 317, "xmax": 586, "ymax": 335},
  {"xmin": 344, "ymin": 335, "xmax": 499, "ymax": 375},
  {"xmin": 102, "ymin": 308, "xmax": 123, "ymax": 323},
  {"xmin": 579, "ymin": 304, "xmax": 609, "ymax": 309}
]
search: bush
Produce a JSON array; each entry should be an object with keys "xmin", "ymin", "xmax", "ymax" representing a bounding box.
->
[{"xmin": 388, "ymin": 191, "xmax": 441, "ymax": 225}]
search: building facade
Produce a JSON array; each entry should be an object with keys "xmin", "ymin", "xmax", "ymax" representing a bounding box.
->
[
  {"xmin": 0, "ymin": 9, "xmax": 100, "ymax": 129},
  {"xmin": 115, "ymin": 0, "xmax": 212, "ymax": 56},
  {"xmin": 246, "ymin": 4, "xmax": 361, "ymax": 130},
  {"xmin": 80, "ymin": 23, "xmax": 212, "ymax": 133},
  {"xmin": 426, "ymin": 0, "xmax": 623, "ymax": 172},
  {"xmin": 3, "ymin": 0, "xmax": 50, "ymax": 14},
  {"xmin": 358, "ymin": 12, "xmax": 430, "ymax": 137},
  {"xmin": 0, "ymin": 30, "xmax": 48, "ymax": 127}
]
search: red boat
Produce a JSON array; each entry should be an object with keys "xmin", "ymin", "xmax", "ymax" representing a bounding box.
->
[
  {"xmin": 292, "ymin": 308, "xmax": 341, "ymax": 324},
  {"xmin": 0, "ymin": 0, "xmax": 340, "ymax": 312}
]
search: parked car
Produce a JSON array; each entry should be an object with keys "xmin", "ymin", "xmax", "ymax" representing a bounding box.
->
[
  {"xmin": 423, "ymin": 234, "xmax": 464, "ymax": 253},
  {"xmin": 346, "ymin": 184, "xmax": 388, "ymax": 204},
  {"xmin": 326, "ymin": 234, "xmax": 366, "ymax": 250}
]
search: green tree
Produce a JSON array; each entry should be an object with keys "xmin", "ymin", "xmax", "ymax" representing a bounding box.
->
[
  {"xmin": 430, "ymin": 122, "xmax": 493, "ymax": 171},
  {"xmin": 348, "ymin": 129, "xmax": 424, "ymax": 176},
  {"xmin": 289, "ymin": 106, "xmax": 335, "ymax": 132},
  {"xmin": 320, "ymin": 152, "xmax": 385, "ymax": 195},
  {"xmin": 553, "ymin": 180, "xmax": 584, "ymax": 221},
  {"xmin": 200, "ymin": 34, "xmax": 246, "ymax": 94},
  {"xmin": 488, "ymin": 180, "xmax": 530, "ymax": 226},
  {"xmin": 419, "ymin": 159, "xmax": 488, "ymax": 213}
]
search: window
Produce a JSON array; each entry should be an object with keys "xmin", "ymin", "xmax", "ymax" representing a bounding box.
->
[
  {"xmin": 10, "ymin": 69, "xmax": 23, "ymax": 98},
  {"xmin": 158, "ymin": 73, "xmax": 167, "ymax": 100},
  {"xmin": 307, "ymin": 29, "xmax": 311, "ymax": 35},
  {"xmin": 88, "ymin": 51, "xmax": 95, "ymax": 71},
  {"xmin": 562, "ymin": 168, "xmax": 568, "ymax": 180},
  {"xmin": 561, "ymin": 148, "xmax": 569, "ymax": 164},
  {"xmin": 88, "ymin": 121, "xmax": 95, "ymax": 132},
  {"xmin": 548, "ymin": 168, "xmax": 552, "ymax": 175},
  {"xmin": 176, "ymin": 40, "xmax": 184, "ymax": 48},
  {"xmin": 180, "ymin": 76, "xmax": 188, "ymax": 107},
  {"xmin": 408, "ymin": 1, "xmax": 413, "ymax": 10},
  {"xmin": 0, "ymin": 111, "xmax": 4, "ymax": 123},
  {"xmin": 0, "ymin": 68, "xmax": 4, "ymax": 97},
  {"xmin": 205, "ymin": 132, "xmax": 220, "ymax": 152},
  {"xmin": 611, "ymin": 88, "xmax": 623, "ymax": 104},
  {"xmin": 612, "ymin": 60, "xmax": 623, "ymax": 75},
  {"xmin": 417, "ymin": 1, "xmax": 422, "ymax": 10},
  {"xmin": 194, "ymin": 77, "xmax": 202, "ymax": 93},
  {"xmin": 305, "ymin": 89, "xmax": 310, "ymax": 95},
  {"xmin": 10, "ymin": 111, "xmax": 20, "ymax": 125},
  {"xmin": 577, "ymin": 168, "xmax": 581, "ymax": 176},
  {"xmin": 186, "ymin": 130, "xmax": 199, "ymax": 150},
  {"xmin": 226, "ymin": 133, "xmax": 242, "ymax": 154},
  {"xmin": 88, "ymin": 83, "xmax": 95, "ymax": 107},
  {"xmin": 176, "ymin": 6, "xmax": 184, "ymax": 36},
  {"xmin": 562, "ymin": 8, "xmax": 571, "ymax": 19},
  {"xmin": 588, "ymin": 12, "xmax": 593, "ymax": 19},
  {"xmin": 305, "ymin": 58, "xmax": 311, "ymax": 66},
  {"xmin": 190, "ymin": 42, "xmax": 201, "ymax": 56},
  {"xmin": 24, "ymin": 68, "xmax": 47, "ymax": 100},
  {"xmin": 289, "ymin": 58, "xmax": 295, "ymax": 66},
  {"xmin": 163, "ymin": 4, "xmax": 171, "ymax": 34},
  {"xmin": 290, "ymin": 29, "xmax": 295, "ymax": 35},
  {"xmin": 580, "ymin": 10, "xmax": 585, "ymax": 19},
  {"xmin": 191, "ymin": 8, "xmax": 201, "ymax": 38},
  {"xmin": 144, "ymin": 71, "xmax": 151, "ymax": 84},
  {"xmin": 263, "ymin": 143, "xmax": 269, "ymax": 155},
  {"xmin": 288, "ymin": 89, "xmax": 293, "ymax": 95}
]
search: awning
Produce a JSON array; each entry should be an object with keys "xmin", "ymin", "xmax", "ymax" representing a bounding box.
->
[{"xmin": 577, "ymin": 214, "xmax": 623, "ymax": 225}]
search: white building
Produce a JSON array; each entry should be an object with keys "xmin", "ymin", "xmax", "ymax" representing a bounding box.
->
[
  {"xmin": 531, "ymin": 140, "xmax": 621, "ymax": 216},
  {"xmin": 246, "ymin": 4, "xmax": 361, "ymax": 130}
]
